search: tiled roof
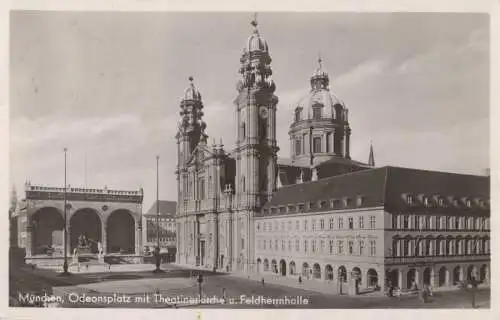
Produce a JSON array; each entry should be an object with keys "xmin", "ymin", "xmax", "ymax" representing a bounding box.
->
[
  {"xmin": 259, "ymin": 166, "xmax": 490, "ymax": 217},
  {"xmin": 259, "ymin": 167, "xmax": 387, "ymax": 216},
  {"xmin": 146, "ymin": 200, "xmax": 177, "ymax": 216}
]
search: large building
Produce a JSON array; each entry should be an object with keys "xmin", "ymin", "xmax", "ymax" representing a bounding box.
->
[
  {"xmin": 174, "ymin": 18, "xmax": 490, "ymax": 292},
  {"xmin": 13, "ymin": 183, "xmax": 144, "ymax": 265},
  {"xmin": 143, "ymin": 200, "xmax": 177, "ymax": 262}
]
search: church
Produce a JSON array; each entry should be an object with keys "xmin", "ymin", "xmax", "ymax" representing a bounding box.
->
[{"xmin": 175, "ymin": 17, "xmax": 490, "ymax": 292}]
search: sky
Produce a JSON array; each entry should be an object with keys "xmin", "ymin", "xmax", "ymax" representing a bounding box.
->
[{"xmin": 9, "ymin": 11, "xmax": 490, "ymax": 209}]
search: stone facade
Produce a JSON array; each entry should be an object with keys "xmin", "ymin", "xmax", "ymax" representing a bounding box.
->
[{"xmin": 15, "ymin": 183, "xmax": 144, "ymax": 264}]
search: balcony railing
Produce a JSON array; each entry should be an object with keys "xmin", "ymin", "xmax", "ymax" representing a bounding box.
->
[{"xmin": 385, "ymin": 253, "xmax": 490, "ymax": 265}]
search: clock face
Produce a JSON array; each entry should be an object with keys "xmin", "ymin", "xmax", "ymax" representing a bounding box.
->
[{"xmin": 259, "ymin": 106, "xmax": 268, "ymax": 119}]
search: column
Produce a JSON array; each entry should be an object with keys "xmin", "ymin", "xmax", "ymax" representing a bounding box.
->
[
  {"xmin": 134, "ymin": 218, "xmax": 140, "ymax": 256},
  {"xmin": 430, "ymin": 268, "xmax": 436, "ymax": 288},
  {"xmin": 102, "ymin": 220, "xmax": 108, "ymax": 254},
  {"xmin": 398, "ymin": 269, "xmax": 404, "ymax": 290},
  {"xmin": 25, "ymin": 224, "xmax": 32, "ymax": 257}
]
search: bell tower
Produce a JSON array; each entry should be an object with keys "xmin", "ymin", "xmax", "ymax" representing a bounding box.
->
[
  {"xmin": 234, "ymin": 15, "xmax": 279, "ymax": 209},
  {"xmin": 175, "ymin": 77, "xmax": 207, "ymax": 204}
]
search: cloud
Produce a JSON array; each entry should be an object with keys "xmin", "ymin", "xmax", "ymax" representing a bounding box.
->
[{"xmin": 333, "ymin": 60, "xmax": 387, "ymax": 88}]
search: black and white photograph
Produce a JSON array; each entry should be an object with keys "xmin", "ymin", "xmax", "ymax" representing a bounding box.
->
[{"xmin": 6, "ymin": 6, "xmax": 494, "ymax": 315}]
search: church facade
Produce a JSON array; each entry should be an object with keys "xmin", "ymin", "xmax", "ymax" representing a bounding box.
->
[{"xmin": 174, "ymin": 18, "xmax": 490, "ymax": 291}]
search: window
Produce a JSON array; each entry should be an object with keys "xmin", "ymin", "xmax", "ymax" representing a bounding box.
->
[
  {"xmin": 392, "ymin": 215, "xmax": 398, "ymax": 229},
  {"xmin": 438, "ymin": 198, "xmax": 444, "ymax": 207},
  {"xmin": 274, "ymin": 240, "xmax": 278, "ymax": 251},
  {"xmin": 304, "ymin": 240, "xmax": 308, "ymax": 253},
  {"xmin": 337, "ymin": 217, "xmax": 343, "ymax": 229},
  {"xmin": 312, "ymin": 240, "xmax": 317, "ymax": 253},
  {"xmin": 281, "ymin": 221, "xmax": 285, "ymax": 230},
  {"xmin": 288, "ymin": 221, "xmax": 292, "ymax": 231},
  {"xmin": 320, "ymin": 240, "xmax": 325, "ymax": 252},
  {"xmin": 320, "ymin": 219, "xmax": 325, "ymax": 230},
  {"xmin": 269, "ymin": 240, "xmax": 272, "ymax": 250},
  {"xmin": 296, "ymin": 220, "xmax": 300, "ymax": 230},
  {"xmin": 359, "ymin": 240, "xmax": 365, "ymax": 255},
  {"xmin": 257, "ymin": 223, "xmax": 260, "ymax": 232},
  {"xmin": 369, "ymin": 216, "xmax": 376, "ymax": 229},
  {"xmin": 282, "ymin": 240, "xmax": 285, "ymax": 251},
  {"xmin": 263, "ymin": 240, "xmax": 266, "ymax": 250},
  {"xmin": 348, "ymin": 241, "xmax": 354, "ymax": 254},
  {"xmin": 403, "ymin": 215, "xmax": 409, "ymax": 229},
  {"xmin": 370, "ymin": 240, "xmax": 376, "ymax": 256},
  {"xmin": 288, "ymin": 240, "xmax": 292, "ymax": 252},
  {"xmin": 423, "ymin": 196, "xmax": 429, "ymax": 207},
  {"xmin": 312, "ymin": 219, "xmax": 316, "ymax": 231},
  {"xmin": 413, "ymin": 215, "xmax": 419, "ymax": 230},
  {"xmin": 241, "ymin": 238, "xmax": 245, "ymax": 250},
  {"xmin": 320, "ymin": 200, "xmax": 327, "ymax": 209},
  {"xmin": 295, "ymin": 239, "xmax": 300, "ymax": 251},
  {"xmin": 337, "ymin": 240, "xmax": 344, "ymax": 254},
  {"xmin": 424, "ymin": 216, "xmax": 430, "ymax": 230},
  {"xmin": 348, "ymin": 217, "xmax": 354, "ymax": 229},
  {"xmin": 312, "ymin": 106, "xmax": 322, "ymax": 119},
  {"xmin": 313, "ymin": 137, "xmax": 322, "ymax": 153},
  {"xmin": 304, "ymin": 220, "xmax": 308, "ymax": 231},
  {"xmin": 241, "ymin": 122, "xmax": 246, "ymax": 140},
  {"xmin": 329, "ymin": 218, "xmax": 334, "ymax": 230},
  {"xmin": 329, "ymin": 240, "xmax": 334, "ymax": 254},
  {"xmin": 406, "ymin": 194, "xmax": 414, "ymax": 204}
]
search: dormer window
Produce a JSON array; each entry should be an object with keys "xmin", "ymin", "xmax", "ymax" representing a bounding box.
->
[
  {"xmin": 466, "ymin": 199, "xmax": 472, "ymax": 208},
  {"xmin": 356, "ymin": 196, "xmax": 363, "ymax": 207},
  {"xmin": 309, "ymin": 201, "xmax": 316, "ymax": 210},
  {"xmin": 287, "ymin": 205, "xmax": 295, "ymax": 213},
  {"xmin": 343, "ymin": 198, "xmax": 350, "ymax": 208},
  {"xmin": 298, "ymin": 203, "xmax": 305, "ymax": 212},
  {"xmin": 279, "ymin": 206, "xmax": 286, "ymax": 214},
  {"xmin": 423, "ymin": 196, "xmax": 429, "ymax": 207},
  {"xmin": 438, "ymin": 198, "xmax": 444, "ymax": 207},
  {"xmin": 406, "ymin": 194, "xmax": 414, "ymax": 205},
  {"xmin": 320, "ymin": 200, "xmax": 327, "ymax": 209}
]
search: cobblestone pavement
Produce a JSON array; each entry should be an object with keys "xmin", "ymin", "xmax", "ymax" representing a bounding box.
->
[{"xmin": 46, "ymin": 264, "xmax": 489, "ymax": 309}]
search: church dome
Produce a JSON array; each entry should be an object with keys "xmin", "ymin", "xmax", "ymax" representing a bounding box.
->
[
  {"xmin": 294, "ymin": 58, "xmax": 346, "ymax": 122},
  {"xmin": 181, "ymin": 76, "xmax": 202, "ymax": 102}
]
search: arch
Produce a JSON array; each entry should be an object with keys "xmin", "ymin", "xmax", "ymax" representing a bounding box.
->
[
  {"xmin": 438, "ymin": 267, "xmax": 448, "ymax": 287},
  {"xmin": 352, "ymin": 266, "xmax": 362, "ymax": 284},
  {"xmin": 70, "ymin": 208, "xmax": 103, "ymax": 254},
  {"xmin": 325, "ymin": 264, "xmax": 334, "ymax": 281},
  {"xmin": 256, "ymin": 258, "xmax": 262, "ymax": 273},
  {"xmin": 313, "ymin": 263, "xmax": 321, "ymax": 279},
  {"xmin": 271, "ymin": 259, "xmax": 277, "ymax": 273},
  {"xmin": 289, "ymin": 261, "xmax": 296, "ymax": 276},
  {"xmin": 30, "ymin": 207, "xmax": 65, "ymax": 255},
  {"xmin": 302, "ymin": 262, "xmax": 310, "ymax": 277},
  {"xmin": 263, "ymin": 258, "xmax": 269, "ymax": 272},
  {"xmin": 453, "ymin": 265, "xmax": 462, "ymax": 284},
  {"xmin": 407, "ymin": 268, "xmax": 416, "ymax": 289},
  {"xmin": 467, "ymin": 265, "xmax": 477, "ymax": 281},
  {"xmin": 279, "ymin": 259, "xmax": 287, "ymax": 276},
  {"xmin": 367, "ymin": 269, "xmax": 378, "ymax": 288},
  {"xmin": 386, "ymin": 269, "xmax": 399, "ymax": 288},
  {"xmin": 423, "ymin": 267, "xmax": 432, "ymax": 285},
  {"xmin": 107, "ymin": 209, "xmax": 135, "ymax": 254},
  {"xmin": 480, "ymin": 264, "xmax": 488, "ymax": 283},
  {"xmin": 338, "ymin": 265, "xmax": 347, "ymax": 283}
]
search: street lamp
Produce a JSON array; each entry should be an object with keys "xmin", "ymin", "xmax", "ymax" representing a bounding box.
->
[
  {"xmin": 153, "ymin": 155, "xmax": 163, "ymax": 273},
  {"xmin": 59, "ymin": 147, "xmax": 71, "ymax": 276}
]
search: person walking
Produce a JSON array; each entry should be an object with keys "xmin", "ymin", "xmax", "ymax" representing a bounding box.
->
[
  {"xmin": 261, "ymin": 277, "xmax": 265, "ymax": 288},
  {"xmin": 298, "ymin": 275, "xmax": 302, "ymax": 285}
]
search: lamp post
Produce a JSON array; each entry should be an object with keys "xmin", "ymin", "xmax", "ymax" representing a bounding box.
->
[
  {"xmin": 59, "ymin": 147, "xmax": 71, "ymax": 276},
  {"xmin": 153, "ymin": 155, "xmax": 162, "ymax": 273}
]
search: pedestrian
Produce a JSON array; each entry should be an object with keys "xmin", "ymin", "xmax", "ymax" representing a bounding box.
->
[
  {"xmin": 222, "ymin": 287, "xmax": 227, "ymax": 304},
  {"xmin": 261, "ymin": 277, "xmax": 265, "ymax": 288},
  {"xmin": 470, "ymin": 277, "xmax": 478, "ymax": 308},
  {"xmin": 298, "ymin": 275, "xmax": 302, "ymax": 285}
]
